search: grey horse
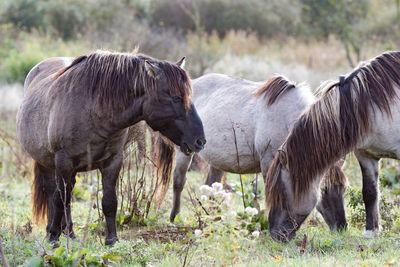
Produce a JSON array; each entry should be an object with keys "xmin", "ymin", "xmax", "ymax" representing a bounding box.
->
[
  {"xmin": 266, "ymin": 51, "xmax": 400, "ymax": 241},
  {"xmin": 170, "ymin": 73, "xmax": 347, "ymax": 231},
  {"xmin": 17, "ymin": 51, "xmax": 206, "ymax": 245}
]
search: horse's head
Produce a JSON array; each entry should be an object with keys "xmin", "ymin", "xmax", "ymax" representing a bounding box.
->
[
  {"xmin": 265, "ymin": 151, "xmax": 321, "ymax": 242},
  {"xmin": 142, "ymin": 57, "xmax": 205, "ymax": 155},
  {"xmin": 266, "ymin": 151, "xmax": 348, "ymax": 241}
]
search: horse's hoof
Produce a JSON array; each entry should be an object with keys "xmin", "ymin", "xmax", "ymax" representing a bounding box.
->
[
  {"xmin": 48, "ymin": 233, "xmax": 60, "ymax": 244},
  {"xmin": 170, "ymin": 213, "xmax": 176, "ymax": 223},
  {"xmin": 364, "ymin": 229, "xmax": 379, "ymax": 238},
  {"xmin": 105, "ymin": 237, "xmax": 118, "ymax": 246},
  {"xmin": 63, "ymin": 230, "xmax": 76, "ymax": 239},
  {"xmin": 51, "ymin": 241, "xmax": 60, "ymax": 249},
  {"xmin": 48, "ymin": 236, "xmax": 60, "ymax": 249}
]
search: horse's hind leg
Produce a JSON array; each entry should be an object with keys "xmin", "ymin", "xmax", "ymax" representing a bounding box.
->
[
  {"xmin": 61, "ymin": 174, "xmax": 76, "ymax": 238},
  {"xmin": 170, "ymin": 152, "xmax": 193, "ymax": 222},
  {"xmin": 48, "ymin": 152, "xmax": 75, "ymax": 243},
  {"xmin": 355, "ymin": 151, "xmax": 380, "ymax": 238},
  {"xmin": 205, "ymin": 166, "xmax": 225, "ymax": 187},
  {"xmin": 100, "ymin": 153, "xmax": 123, "ymax": 246}
]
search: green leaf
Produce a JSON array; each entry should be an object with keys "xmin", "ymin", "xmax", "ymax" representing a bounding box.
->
[
  {"xmin": 24, "ymin": 256, "xmax": 44, "ymax": 267},
  {"xmin": 102, "ymin": 252, "xmax": 120, "ymax": 262},
  {"xmin": 54, "ymin": 246, "xmax": 65, "ymax": 258}
]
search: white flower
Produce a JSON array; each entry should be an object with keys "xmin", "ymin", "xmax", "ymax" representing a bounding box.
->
[
  {"xmin": 223, "ymin": 192, "xmax": 232, "ymax": 202},
  {"xmin": 200, "ymin": 185, "xmax": 213, "ymax": 196},
  {"xmin": 227, "ymin": 210, "xmax": 237, "ymax": 218},
  {"xmin": 194, "ymin": 229, "xmax": 202, "ymax": 237},
  {"xmin": 252, "ymin": 230, "xmax": 260, "ymax": 238},
  {"xmin": 221, "ymin": 192, "xmax": 232, "ymax": 207},
  {"xmin": 200, "ymin": 195, "xmax": 208, "ymax": 202},
  {"xmin": 214, "ymin": 190, "xmax": 225, "ymax": 200},
  {"xmin": 245, "ymin": 207, "xmax": 259, "ymax": 216},
  {"xmin": 88, "ymin": 185, "xmax": 96, "ymax": 194},
  {"xmin": 211, "ymin": 182, "xmax": 223, "ymax": 192},
  {"xmin": 245, "ymin": 207, "xmax": 252, "ymax": 214}
]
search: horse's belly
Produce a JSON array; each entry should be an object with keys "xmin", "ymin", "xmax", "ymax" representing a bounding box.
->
[{"xmin": 199, "ymin": 148, "xmax": 260, "ymax": 174}]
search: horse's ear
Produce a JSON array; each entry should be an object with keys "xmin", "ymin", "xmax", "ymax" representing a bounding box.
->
[
  {"xmin": 176, "ymin": 57, "xmax": 186, "ymax": 69},
  {"xmin": 145, "ymin": 60, "xmax": 161, "ymax": 78}
]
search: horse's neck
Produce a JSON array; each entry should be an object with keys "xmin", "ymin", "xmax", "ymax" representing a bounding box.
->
[{"xmin": 108, "ymin": 96, "xmax": 145, "ymax": 130}]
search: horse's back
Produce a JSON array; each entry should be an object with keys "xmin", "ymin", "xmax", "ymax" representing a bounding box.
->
[
  {"xmin": 193, "ymin": 73, "xmax": 257, "ymax": 96},
  {"xmin": 24, "ymin": 57, "xmax": 74, "ymax": 90}
]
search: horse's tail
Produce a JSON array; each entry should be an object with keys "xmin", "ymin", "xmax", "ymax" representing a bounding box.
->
[
  {"xmin": 152, "ymin": 133, "xmax": 175, "ymax": 207},
  {"xmin": 32, "ymin": 161, "xmax": 48, "ymax": 224}
]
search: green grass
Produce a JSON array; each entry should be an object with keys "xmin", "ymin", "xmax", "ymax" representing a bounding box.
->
[
  {"xmin": 1, "ymin": 112, "xmax": 400, "ymax": 266},
  {"xmin": 1, "ymin": 169, "xmax": 400, "ymax": 266}
]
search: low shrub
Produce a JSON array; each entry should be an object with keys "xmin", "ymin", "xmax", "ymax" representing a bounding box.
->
[{"xmin": 0, "ymin": 32, "xmax": 87, "ymax": 84}]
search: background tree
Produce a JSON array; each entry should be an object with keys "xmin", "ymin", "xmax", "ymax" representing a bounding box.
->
[{"xmin": 301, "ymin": 0, "xmax": 370, "ymax": 67}]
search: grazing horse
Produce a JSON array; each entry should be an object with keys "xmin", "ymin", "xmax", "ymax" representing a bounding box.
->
[
  {"xmin": 170, "ymin": 73, "xmax": 348, "ymax": 231},
  {"xmin": 17, "ymin": 51, "xmax": 206, "ymax": 245},
  {"xmin": 265, "ymin": 51, "xmax": 400, "ymax": 241}
]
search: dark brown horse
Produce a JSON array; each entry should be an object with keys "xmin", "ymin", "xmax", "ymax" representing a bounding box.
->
[
  {"xmin": 17, "ymin": 51, "xmax": 206, "ymax": 245},
  {"xmin": 266, "ymin": 51, "xmax": 400, "ymax": 241}
]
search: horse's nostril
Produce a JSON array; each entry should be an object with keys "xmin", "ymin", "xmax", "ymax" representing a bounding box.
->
[{"xmin": 196, "ymin": 138, "xmax": 205, "ymax": 146}]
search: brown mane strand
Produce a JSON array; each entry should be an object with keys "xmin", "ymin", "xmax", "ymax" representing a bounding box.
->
[{"xmin": 255, "ymin": 75, "xmax": 296, "ymax": 106}]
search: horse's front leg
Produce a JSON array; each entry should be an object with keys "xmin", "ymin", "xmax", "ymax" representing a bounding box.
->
[
  {"xmin": 48, "ymin": 152, "xmax": 74, "ymax": 243},
  {"xmin": 170, "ymin": 151, "xmax": 193, "ymax": 222},
  {"xmin": 355, "ymin": 150, "xmax": 380, "ymax": 238},
  {"xmin": 99, "ymin": 153, "xmax": 123, "ymax": 246}
]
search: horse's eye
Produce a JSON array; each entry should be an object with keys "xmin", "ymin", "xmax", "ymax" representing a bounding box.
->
[{"xmin": 172, "ymin": 96, "xmax": 183, "ymax": 103}]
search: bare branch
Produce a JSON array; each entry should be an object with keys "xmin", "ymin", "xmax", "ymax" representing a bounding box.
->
[{"xmin": 0, "ymin": 237, "xmax": 10, "ymax": 267}]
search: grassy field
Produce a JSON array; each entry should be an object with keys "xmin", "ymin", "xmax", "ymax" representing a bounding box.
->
[
  {"xmin": 0, "ymin": 109, "xmax": 400, "ymax": 267},
  {"xmin": 1, "ymin": 0, "xmax": 400, "ymax": 265}
]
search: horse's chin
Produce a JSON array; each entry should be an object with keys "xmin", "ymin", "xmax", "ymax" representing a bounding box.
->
[{"xmin": 180, "ymin": 142, "xmax": 194, "ymax": 156}]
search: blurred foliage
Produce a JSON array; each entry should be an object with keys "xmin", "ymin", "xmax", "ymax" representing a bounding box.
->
[
  {"xmin": 301, "ymin": 0, "xmax": 368, "ymax": 67},
  {"xmin": 380, "ymin": 160, "xmax": 400, "ymax": 195},
  {"xmin": 150, "ymin": 0, "xmax": 302, "ymax": 37},
  {"xmin": 0, "ymin": 30, "xmax": 87, "ymax": 83},
  {"xmin": 346, "ymin": 186, "xmax": 400, "ymax": 232},
  {"xmin": 0, "ymin": 0, "xmax": 400, "ymax": 83}
]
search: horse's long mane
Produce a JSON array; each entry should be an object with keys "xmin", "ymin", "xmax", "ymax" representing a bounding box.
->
[
  {"xmin": 255, "ymin": 75, "xmax": 296, "ymax": 105},
  {"xmin": 151, "ymin": 133, "xmax": 176, "ymax": 207},
  {"xmin": 55, "ymin": 50, "xmax": 191, "ymax": 114},
  {"xmin": 266, "ymin": 51, "xmax": 400, "ymax": 207}
]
